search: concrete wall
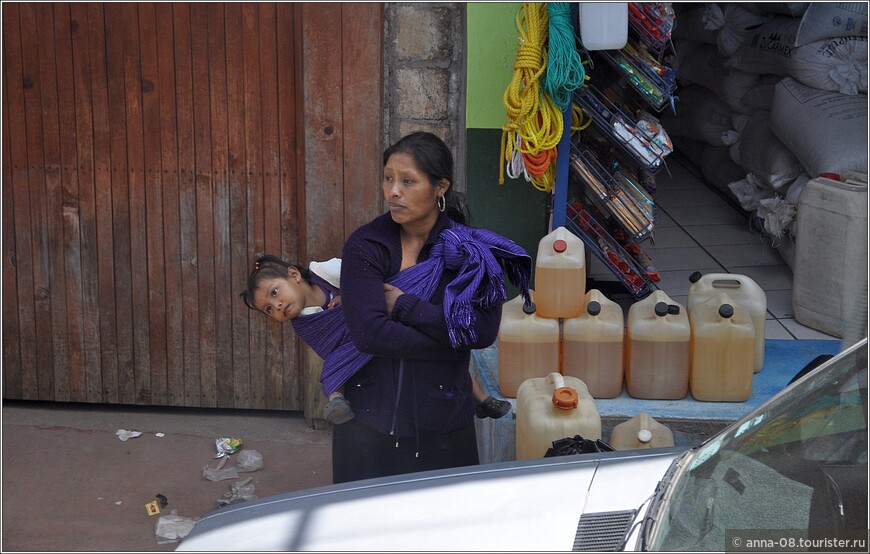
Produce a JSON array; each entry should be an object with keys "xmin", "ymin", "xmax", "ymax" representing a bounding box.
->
[
  {"xmin": 383, "ymin": 2, "xmax": 547, "ymax": 274},
  {"xmin": 384, "ymin": 3, "xmax": 467, "ymax": 192}
]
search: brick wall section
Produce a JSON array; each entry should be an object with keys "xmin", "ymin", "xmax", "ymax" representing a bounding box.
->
[{"xmin": 385, "ymin": 3, "xmax": 467, "ymax": 192}]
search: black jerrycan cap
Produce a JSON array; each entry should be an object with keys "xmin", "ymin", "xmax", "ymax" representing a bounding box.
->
[
  {"xmin": 719, "ymin": 304, "xmax": 734, "ymax": 318},
  {"xmin": 523, "ymin": 300, "xmax": 537, "ymax": 315},
  {"xmin": 667, "ymin": 304, "xmax": 681, "ymax": 315},
  {"xmin": 587, "ymin": 301, "xmax": 601, "ymax": 316},
  {"xmin": 654, "ymin": 302, "xmax": 669, "ymax": 317},
  {"xmin": 689, "ymin": 271, "xmax": 703, "ymax": 283}
]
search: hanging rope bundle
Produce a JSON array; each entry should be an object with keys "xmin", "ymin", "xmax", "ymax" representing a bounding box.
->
[
  {"xmin": 500, "ymin": 3, "xmax": 564, "ymax": 192},
  {"xmin": 520, "ymin": 97, "xmax": 562, "ymax": 191},
  {"xmin": 544, "ymin": 3, "xmax": 586, "ymax": 112}
]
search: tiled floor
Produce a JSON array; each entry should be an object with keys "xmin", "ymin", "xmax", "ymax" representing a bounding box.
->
[{"xmin": 587, "ymin": 155, "xmax": 840, "ymax": 342}]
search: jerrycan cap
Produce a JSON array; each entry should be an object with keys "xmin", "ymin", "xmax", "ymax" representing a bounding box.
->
[
  {"xmin": 689, "ymin": 271, "xmax": 703, "ymax": 283},
  {"xmin": 654, "ymin": 302, "xmax": 669, "ymax": 317},
  {"xmin": 523, "ymin": 300, "xmax": 537, "ymax": 315},
  {"xmin": 587, "ymin": 301, "xmax": 601, "ymax": 316},
  {"xmin": 552, "ymin": 239, "xmax": 568, "ymax": 253},
  {"xmin": 819, "ymin": 172, "xmax": 841, "ymax": 181},
  {"xmin": 667, "ymin": 304, "xmax": 681, "ymax": 315},
  {"xmin": 719, "ymin": 304, "xmax": 734, "ymax": 318},
  {"xmin": 552, "ymin": 387, "xmax": 579, "ymax": 410},
  {"xmin": 638, "ymin": 429, "xmax": 653, "ymax": 443}
]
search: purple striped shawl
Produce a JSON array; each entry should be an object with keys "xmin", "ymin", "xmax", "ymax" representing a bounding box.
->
[{"xmin": 291, "ymin": 223, "xmax": 532, "ymax": 397}]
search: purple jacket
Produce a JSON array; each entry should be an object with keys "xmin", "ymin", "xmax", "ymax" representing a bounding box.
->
[{"xmin": 339, "ymin": 212, "xmax": 504, "ymax": 437}]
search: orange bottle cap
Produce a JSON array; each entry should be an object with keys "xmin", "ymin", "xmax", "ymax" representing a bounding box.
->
[{"xmin": 552, "ymin": 387, "xmax": 579, "ymax": 409}]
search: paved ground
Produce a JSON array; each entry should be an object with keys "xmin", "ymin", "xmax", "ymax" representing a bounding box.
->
[
  {"xmin": 2, "ymin": 337, "xmax": 843, "ymax": 551},
  {"xmin": 1, "ymin": 400, "xmax": 333, "ymax": 552}
]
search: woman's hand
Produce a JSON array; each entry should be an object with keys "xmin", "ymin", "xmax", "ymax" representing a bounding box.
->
[
  {"xmin": 327, "ymin": 295, "xmax": 342, "ymax": 309},
  {"xmin": 383, "ymin": 284, "xmax": 404, "ymax": 316}
]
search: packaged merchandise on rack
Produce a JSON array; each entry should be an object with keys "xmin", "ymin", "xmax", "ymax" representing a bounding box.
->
[
  {"xmin": 611, "ymin": 165, "xmax": 656, "ymax": 217},
  {"xmin": 627, "ymin": 2, "xmax": 676, "ymax": 53},
  {"xmin": 598, "ymin": 38, "xmax": 678, "ymax": 112},
  {"xmin": 574, "ymin": 86, "xmax": 669, "ymax": 173},
  {"xmin": 569, "ymin": 143, "xmax": 655, "ymax": 242},
  {"xmin": 565, "ymin": 199, "xmax": 658, "ymax": 298}
]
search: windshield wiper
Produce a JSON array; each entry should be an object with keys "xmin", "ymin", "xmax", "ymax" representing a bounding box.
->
[{"xmin": 639, "ymin": 451, "xmax": 688, "ymax": 550}]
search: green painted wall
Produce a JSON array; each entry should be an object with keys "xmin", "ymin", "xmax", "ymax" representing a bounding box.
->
[
  {"xmin": 466, "ymin": 3, "xmax": 522, "ymax": 129},
  {"xmin": 465, "ymin": 3, "xmax": 550, "ymax": 293}
]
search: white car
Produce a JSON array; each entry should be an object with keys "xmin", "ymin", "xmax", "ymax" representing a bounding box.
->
[{"xmin": 178, "ymin": 339, "xmax": 867, "ymax": 551}]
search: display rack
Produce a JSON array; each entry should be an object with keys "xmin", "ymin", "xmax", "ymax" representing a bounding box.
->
[
  {"xmin": 549, "ymin": 3, "xmax": 680, "ymax": 299},
  {"xmin": 565, "ymin": 202, "xmax": 656, "ymax": 298}
]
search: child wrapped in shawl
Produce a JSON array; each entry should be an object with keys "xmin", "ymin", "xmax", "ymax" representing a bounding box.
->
[{"xmin": 240, "ymin": 255, "xmax": 355, "ymax": 424}]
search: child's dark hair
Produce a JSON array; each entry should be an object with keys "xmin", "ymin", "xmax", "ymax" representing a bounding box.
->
[{"xmin": 240, "ymin": 254, "xmax": 310, "ymax": 311}]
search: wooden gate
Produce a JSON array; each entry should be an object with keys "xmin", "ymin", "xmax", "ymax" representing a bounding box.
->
[{"xmin": 2, "ymin": 2, "xmax": 384, "ymax": 415}]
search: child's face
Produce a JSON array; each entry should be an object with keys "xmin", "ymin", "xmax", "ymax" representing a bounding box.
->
[{"xmin": 252, "ymin": 268, "xmax": 307, "ymax": 323}]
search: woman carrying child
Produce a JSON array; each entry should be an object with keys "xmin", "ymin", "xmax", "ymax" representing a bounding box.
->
[{"xmin": 332, "ymin": 131, "xmax": 532, "ymax": 483}]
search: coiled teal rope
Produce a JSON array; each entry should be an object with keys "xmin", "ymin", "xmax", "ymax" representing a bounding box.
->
[{"xmin": 544, "ymin": 3, "xmax": 586, "ymax": 111}]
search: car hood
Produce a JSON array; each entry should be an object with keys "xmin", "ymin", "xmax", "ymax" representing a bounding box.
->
[{"xmin": 178, "ymin": 447, "xmax": 685, "ymax": 551}]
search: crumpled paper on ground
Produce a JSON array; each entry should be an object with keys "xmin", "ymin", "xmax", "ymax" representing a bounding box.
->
[
  {"xmin": 116, "ymin": 429, "xmax": 142, "ymax": 441},
  {"xmin": 216, "ymin": 477, "xmax": 256, "ymax": 508},
  {"xmin": 203, "ymin": 454, "xmax": 239, "ymax": 482},
  {"xmin": 155, "ymin": 510, "xmax": 199, "ymax": 544},
  {"xmin": 236, "ymin": 449, "xmax": 264, "ymax": 472},
  {"xmin": 202, "ymin": 449, "xmax": 263, "ymax": 480}
]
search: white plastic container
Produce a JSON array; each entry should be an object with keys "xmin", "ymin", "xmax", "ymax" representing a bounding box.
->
[
  {"xmin": 625, "ymin": 290, "xmax": 691, "ymax": 400},
  {"xmin": 578, "ymin": 3, "xmax": 628, "ymax": 51},
  {"xmin": 562, "ymin": 289, "xmax": 625, "ymax": 399},
  {"xmin": 690, "ymin": 292, "xmax": 756, "ymax": 402},
  {"xmin": 793, "ymin": 172, "xmax": 868, "ymax": 338},
  {"xmin": 688, "ymin": 271, "xmax": 767, "ymax": 372},
  {"xmin": 497, "ymin": 292, "xmax": 560, "ymax": 398},
  {"xmin": 534, "ymin": 226, "xmax": 586, "ymax": 319},
  {"xmin": 515, "ymin": 373, "xmax": 601, "ymax": 460},
  {"xmin": 609, "ymin": 413, "xmax": 674, "ymax": 451}
]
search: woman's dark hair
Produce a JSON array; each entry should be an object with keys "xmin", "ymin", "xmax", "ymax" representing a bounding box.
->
[
  {"xmin": 240, "ymin": 254, "xmax": 310, "ymax": 311},
  {"xmin": 383, "ymin": 131, "xmax": 470, "ymax": 225}
]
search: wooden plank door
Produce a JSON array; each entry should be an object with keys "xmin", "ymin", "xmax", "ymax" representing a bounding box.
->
[{"xmin": 2, "ymin": 2, "xmax": 384, "ymax": 413}]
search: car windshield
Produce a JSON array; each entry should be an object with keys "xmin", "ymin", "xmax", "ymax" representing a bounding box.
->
[{"xmin": 647, "ymin": 339, "xmax": 868, "ymax": 551}]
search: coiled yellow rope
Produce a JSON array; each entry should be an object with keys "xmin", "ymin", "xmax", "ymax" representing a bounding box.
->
[
  {"xmin": 499, "ymin": 3, "xmax": 563, "ymax": 192},
  {"xmin": 572, "ymin": 102, "xmax": 592, "ymax": 134}
]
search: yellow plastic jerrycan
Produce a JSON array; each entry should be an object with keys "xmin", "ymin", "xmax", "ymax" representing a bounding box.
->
[
  {"xmin": 625, "ymin": 290, "xmax": 691, "ymax": 400},
  {"xmin": 562, "ymin": 289, "xmax": 625, "ymax": 399},
  {"xmin": 690, "ymin": 292, "xmax": 756, "ymax": 402},
  {"xmin": 516, "ymin": 372, "xmax": 601, "ymax": 460},
  {"xmin": 534, "ymin": 226, "xmax": 586, "ymax": 319},
  {"xmin": 688, "ymin": 271, "xmax": 766, "ymax": 372},
  {"xmin": 497, "ymin": 291, "xmax": 560, "ymax": 398},
  {"xmin": 609, "ymin": 413, "xmax": 675, "ymax": 450}
]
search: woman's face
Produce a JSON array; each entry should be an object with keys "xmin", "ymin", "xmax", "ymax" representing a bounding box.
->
[
  {"xmin": 382, "ymin": 152, "xmax": 447, "ymax": 228},
  {"xmin": 251, "ymin": 268, "xmax": 307, "ymax": 323}
]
